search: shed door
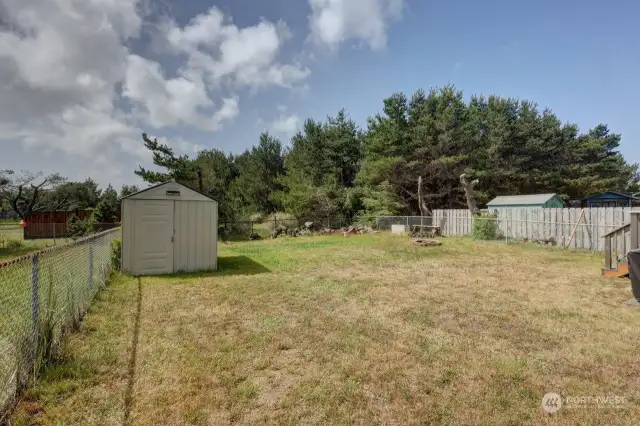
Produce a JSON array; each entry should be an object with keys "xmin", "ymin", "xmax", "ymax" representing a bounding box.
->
[{"xmin": 133, "ymin": 200, "xmax": 174, "ymax": 275}]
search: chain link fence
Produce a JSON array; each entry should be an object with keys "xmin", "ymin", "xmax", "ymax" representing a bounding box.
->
[
  {"xmin": 1, "ymin": 222, "xmax": 120, "ymax": 247},
  {"xmin": 0, "ymin": 228, "xmax": 120, "ymax": 419},
  {"xmin": 375, "ymin": 216, "xmax": 434, "ymax": 230},
  {"xmin": 219, "ymin": 217, "xmax": 358, "ymax": 240}
]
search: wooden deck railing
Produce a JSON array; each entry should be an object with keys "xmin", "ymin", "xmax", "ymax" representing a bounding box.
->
[{"xmin": 603, "ymin": 210, "xmax": 640, "ymax": 270}]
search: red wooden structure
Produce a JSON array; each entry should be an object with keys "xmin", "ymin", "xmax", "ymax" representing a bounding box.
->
[{"xmin": 23, "ymin": 209, "xmax": 121, "ymax": 239}]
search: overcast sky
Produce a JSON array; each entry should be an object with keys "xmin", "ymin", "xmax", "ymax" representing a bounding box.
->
[{"xmin": 1, "ymin": 0, "xmax": 638, "ymax": 189}]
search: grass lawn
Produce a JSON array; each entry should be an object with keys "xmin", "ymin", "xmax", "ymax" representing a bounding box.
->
[
  {"xmin": 0, "ymin": 224, "xmax": 72, "ymax": 262},
  {"xmin": 0, "ymin": 238, "xmax": 74, "ymax": 262},
  {"xmin": 9, "ymin": 235, "xmax": 640, "ymax": 425}
]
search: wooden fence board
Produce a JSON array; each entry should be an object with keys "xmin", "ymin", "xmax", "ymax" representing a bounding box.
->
[{"xmin": 432, "ymin": 207, "xmax": 634, "ymax": 252}]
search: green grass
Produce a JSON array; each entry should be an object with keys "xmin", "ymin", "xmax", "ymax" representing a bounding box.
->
[
  {"xmin": 0, "ymin": 224, "xmax": 73, "ymax": 262},
  {"xmin": 8, "ymin": 234, "xmax": 640, "ymax": 425},
  {"xmin": 0, "ymin": 232, "xmax": 118, "ymax": 418}
]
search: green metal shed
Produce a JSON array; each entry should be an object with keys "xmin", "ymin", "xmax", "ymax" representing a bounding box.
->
[{"xmin": 486, "ymin": 193, "xmax": 565, "ymax": 210}]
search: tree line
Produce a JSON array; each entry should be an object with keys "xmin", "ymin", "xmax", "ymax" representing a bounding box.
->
[
  {"xmin": 0, "ymin": 171, "xmax": 138, "ymax": 222},
  {"xmin": 1, "ymin": 86, "xmax": 637, "ymax": 225},
  {"xmin": 136, "ymin": 86, "xmax": 638, "ymax": 224}
]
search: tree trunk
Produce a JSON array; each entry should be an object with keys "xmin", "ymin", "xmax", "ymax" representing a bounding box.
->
[
  {"xmin": 418, "ymin": 176, "xmax": 431, "ymax": 226},
  {"xmin": 460, "ymin": 174, "xmax": 480, "ymax": 215},
  {"xmin": 197, "ymin": 167, "xmax": 204, "ymax": 192}
]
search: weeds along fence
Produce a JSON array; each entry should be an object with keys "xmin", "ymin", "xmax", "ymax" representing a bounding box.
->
[
  {"xmin": 0, "ymin": 225, "xmax": 22, "ymax": 247},
  {"xmin": 219, "ymin": 219, "xmax": 300, "ymax": 239},
  {"xmin": 378, "ymin": 208, "xmax": 632, "ymax": 252},
  {"xmin": 219, "ymin": 217, "xmax": 355, "ymax": 239},
  {"xmin": 0, "ymin": 228, "xmax": 120, "ymax": 418}
]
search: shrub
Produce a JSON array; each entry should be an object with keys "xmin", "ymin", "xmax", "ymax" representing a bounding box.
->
[
  {"xmin": 249, "ymin": 212, "xmax": 265, "ymax": 222},
  {"xmin": 353, "ymin": 215, "xmax": 377, "ymax": 229},
  {"xmin": 111, "ymin": 237, "xmax": 122, "ymax": 270},
  {"xmin": 265, "ymin": 212, "xmax": 296, "ymax": 222},
  {"xmin": 472, "ymin": 213, "xmax": 500, "ymax": 240},
  {"xmin": 5, "ymin": 238, "xmax": 25, "ymax": 250},
  {"xmin": 221, "ymin": 222, "xmax": 252, "ymax": 239},
  {"xmin": 265, "ymin": 212, "xmax": 298, "ymax": 232},
  {"xmin": 67, "ymin": 215, "xmax": 89, "ymax": 239}
]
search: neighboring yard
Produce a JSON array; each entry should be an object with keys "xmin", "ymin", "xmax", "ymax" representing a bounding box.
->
[
  {"xmin": 9, "ymin": 235, "xmax": 640, "ymax": 425},
  {"xmin": 0, "ymin": 223, "xmax": 71, "ymax": 262}
]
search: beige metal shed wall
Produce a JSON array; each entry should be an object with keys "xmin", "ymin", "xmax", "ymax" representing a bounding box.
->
[
  {"xmin": 174, "ymin": 200, "xmax": 218, "ymax": 272},
  {"xmin": 121, "ymin": 198, "xmax": 135, "ymax": 273}
]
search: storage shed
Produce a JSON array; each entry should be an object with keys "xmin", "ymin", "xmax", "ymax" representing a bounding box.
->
[
  {"xmin": 582, "ymin": 192, "xmax": 638, "ymax": 208},
  {"xmin": 121, "ymin": 181, "xmax": 218, "ymax": 276},
  {"xmin": 486, "ymin": 193, "xmax": 565, "ymax": 210}
]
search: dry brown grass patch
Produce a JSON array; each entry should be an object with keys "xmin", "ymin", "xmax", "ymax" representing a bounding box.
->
[{"xmin": 10, "ymin": 236, "xmax": 640, "ymax": 425}]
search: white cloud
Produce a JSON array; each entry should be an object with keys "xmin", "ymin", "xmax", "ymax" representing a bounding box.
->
[
  {"xmin": 0, "ymin": 1, "xmax": 311, "ymax": 186},
  {"xmin": 156, "ymin": 137, "xmax": 204, "ymax": 155},
  {"xmin": 162, "ymin": 7, "xmax": 310, "ymax": 90},
  {"xmin": 269, "ymin": 113, "xmax": 302, "ymax": 139},
  {"xmin": 308, "ymin": 0, "xmax": 404, "ymax": 50},
  {"xmin": 0, "ymin": 0, "xmax": 144, "ymax": 184},
  {"xmin": 123, "ymin": 55, "xmax": 238, "ymax": 131}
]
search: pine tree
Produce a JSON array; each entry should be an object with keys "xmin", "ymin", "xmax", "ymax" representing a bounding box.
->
[{"xmin": 91, "ymin": 184, "xmax": 119, "ymax": 223}]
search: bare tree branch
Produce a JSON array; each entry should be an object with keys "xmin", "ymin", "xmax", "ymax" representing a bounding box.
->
[{"xmin": 0, "ymin": 170, "xmax": 68, "ymax": 219}]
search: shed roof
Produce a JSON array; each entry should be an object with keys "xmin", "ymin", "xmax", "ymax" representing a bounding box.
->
[
  {"xmin": 120, "ymin": 180, "xmax": 217, "ymax": 202},
  {"xmin": 487, "ymin": 193, "xmax": 559, "ymax": 206}
]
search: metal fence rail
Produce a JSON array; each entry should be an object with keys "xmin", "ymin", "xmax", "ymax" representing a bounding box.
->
[
  {"xmin": 1, "ymin": 222, "xmax": 121, "ymax": 245},
  {"xmin": 376, "ymin": 216, "xmax": 434, "ymax": 229},
  {"xmin": 0, "ymin": 228, "xmax": 120, "ymax": 418},
  {"xmin": 218, "ymin": 217, "xmax": 357, "ymax": 239}
]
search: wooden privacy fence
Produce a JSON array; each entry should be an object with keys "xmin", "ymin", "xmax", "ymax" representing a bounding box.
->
[
  {"xmin": 25, "ymin": 210, "xmax": 122, "ymax": 224},
  {"xmin": 432, "ymin": 207, "xmax": 632, "ymax": 251},
  {"xmin": 21, "ymin": 210, "xmax": 122, "ymax": 239}
]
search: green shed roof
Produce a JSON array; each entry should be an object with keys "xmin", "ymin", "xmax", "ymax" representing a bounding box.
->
[{"xmin": 487, "ymin": 193, "xmax": 558, "ymax": 206}]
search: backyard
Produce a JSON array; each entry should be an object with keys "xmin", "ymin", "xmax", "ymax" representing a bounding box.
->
[
  {"xmin": 0, "ymin": 222, "xmax": 71, "ymax": 262},
  {"xmin": 9, "ymin": 234, "xmax": 640, "ymax": 425}
]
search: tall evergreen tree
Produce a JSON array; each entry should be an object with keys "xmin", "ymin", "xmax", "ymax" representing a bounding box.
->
[{"xmin": 133, "ymin": 87, "xmax": 638, "ymax": 223}]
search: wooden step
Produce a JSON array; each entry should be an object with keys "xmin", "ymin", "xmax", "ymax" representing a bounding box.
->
[{"xmin": 602, "ymin": 263, "xmax": 629, "ymax": 278}]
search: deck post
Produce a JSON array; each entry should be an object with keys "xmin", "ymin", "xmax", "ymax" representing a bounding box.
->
[
  {"xmin": 631, "ymin": 210, "xmax": 640, "ymax": 251},
  {"xmin": 605, "ymin": 235, "xmax": 612, "ymax": 269}
]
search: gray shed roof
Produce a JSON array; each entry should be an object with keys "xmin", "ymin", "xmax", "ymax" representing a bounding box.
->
[
  {"xmin": 487, "ymin": 193, "xmax": 558, "ymax": 206},
  {"xmin": 120, "ymin": 180, "xmax": 217, "ymax": 202}
]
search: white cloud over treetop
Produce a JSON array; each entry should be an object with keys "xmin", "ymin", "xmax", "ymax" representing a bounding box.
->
[{"xmin": 308, "ymin": 0, "xmax": 404, "ymax": 50}]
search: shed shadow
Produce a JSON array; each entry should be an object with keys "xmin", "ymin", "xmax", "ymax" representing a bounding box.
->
[{"xmin": 169, "ymin": 256, "xmax": 271, "ymax": 279}]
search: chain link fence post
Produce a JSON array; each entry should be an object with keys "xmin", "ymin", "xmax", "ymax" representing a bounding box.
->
[
  {"xmin": 30, "ymin": 254, "xmax": 39, "ymax": 369},
  {"xmin": 1, "ymin": 228, "xmax": 120, "ymax": 417},
  {"xmin": 88, "ymin": 241, "xmax": 94, "ymax": 291}
]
